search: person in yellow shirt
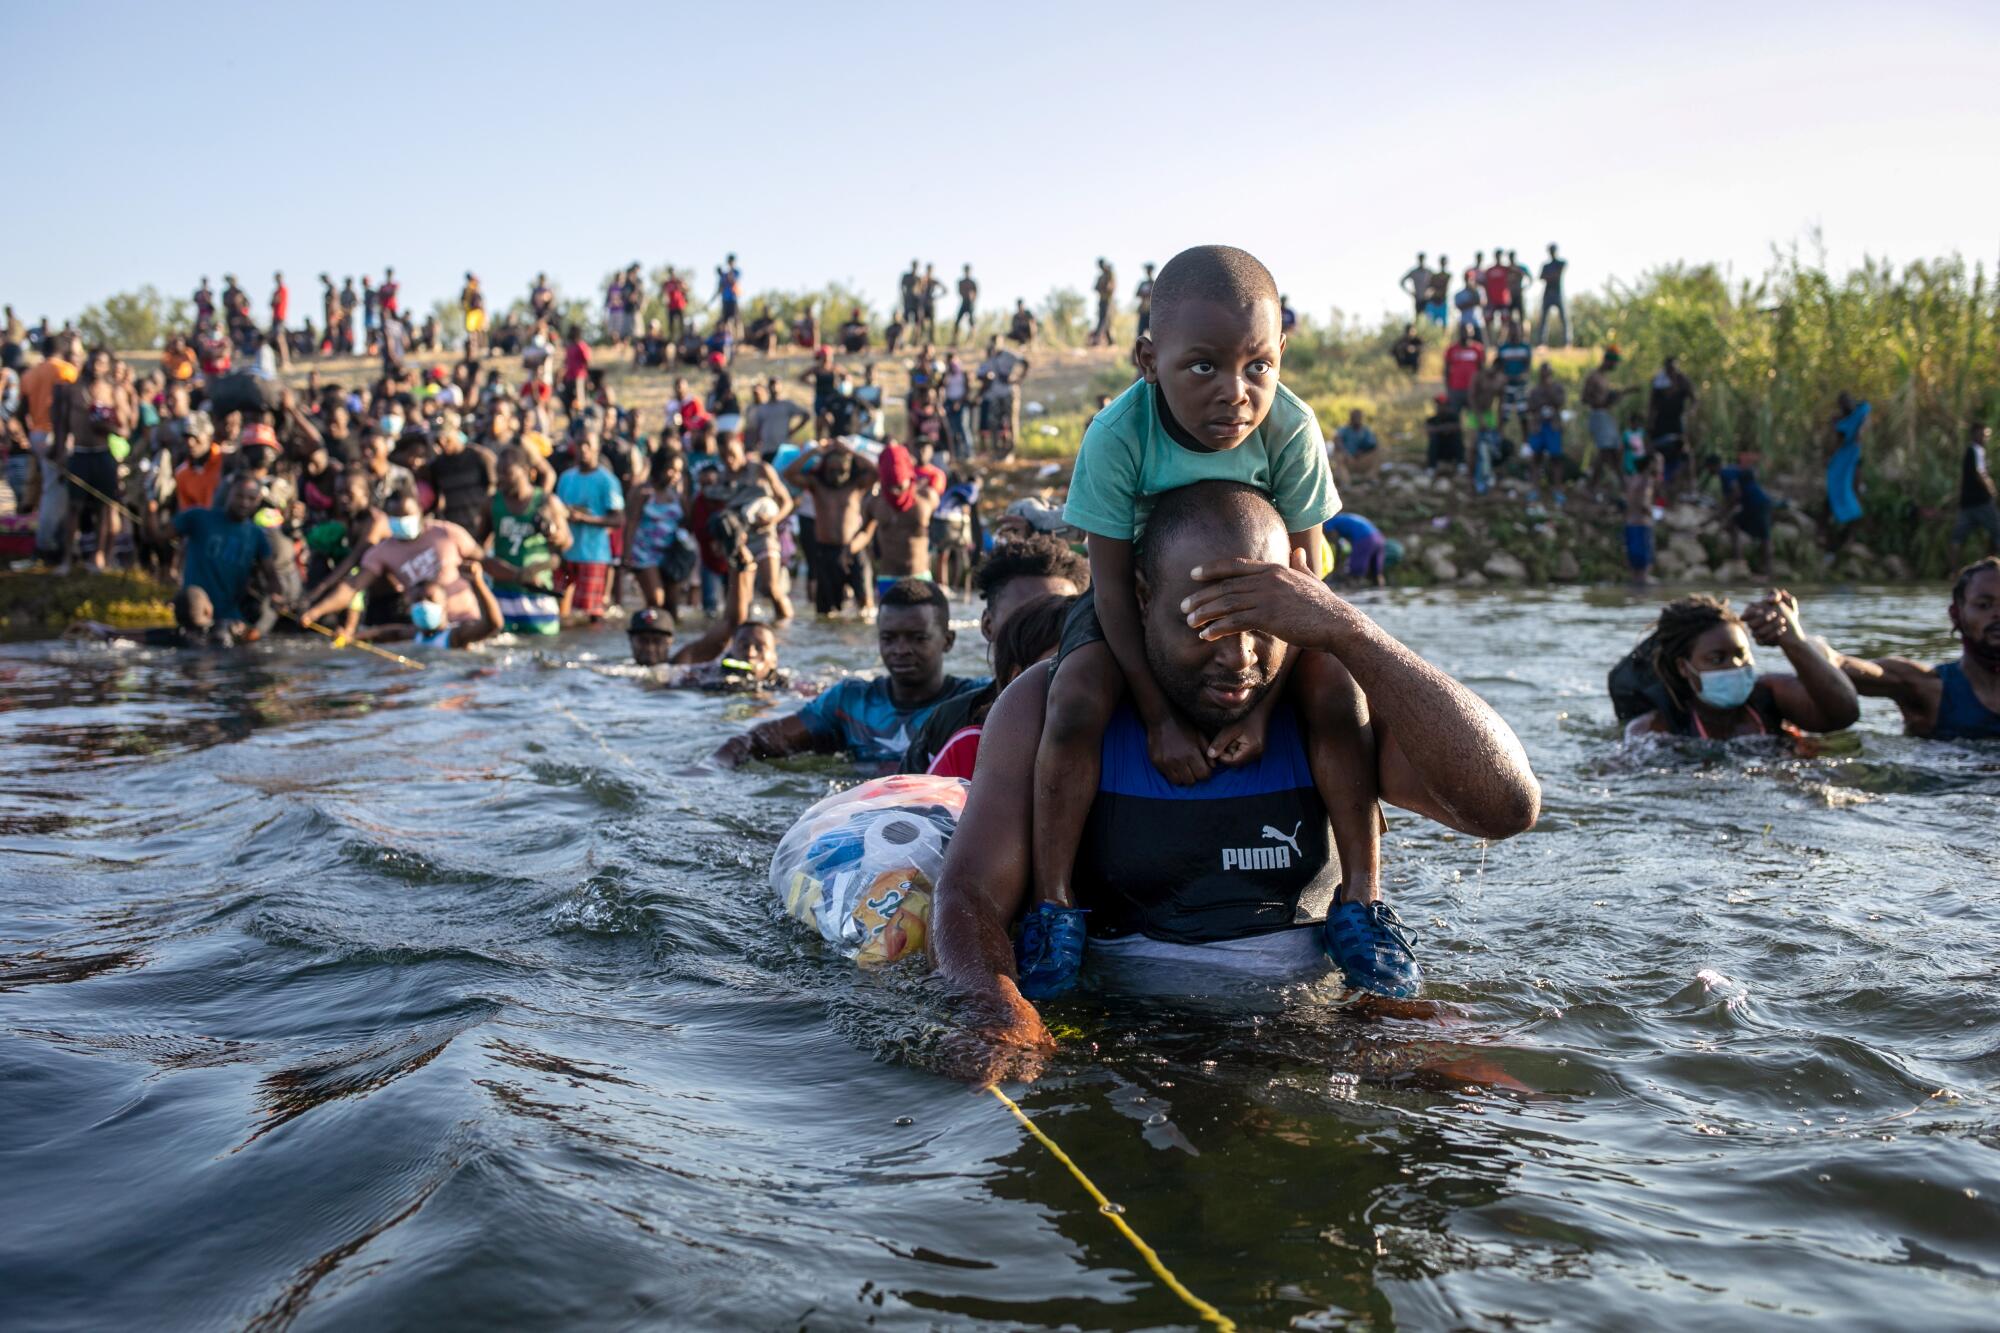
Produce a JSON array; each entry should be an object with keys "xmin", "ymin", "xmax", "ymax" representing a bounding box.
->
[{"xmin": 461, "ymin": 272, "xmax": 487, "ymax": 358}]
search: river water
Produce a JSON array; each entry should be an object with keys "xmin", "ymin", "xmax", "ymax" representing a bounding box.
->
[{"xmin": 1, "ymin": 585, "xmax": 1994, "ymax": 1331}]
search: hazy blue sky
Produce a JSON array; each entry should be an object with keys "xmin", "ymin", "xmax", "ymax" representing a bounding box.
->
[{"xmin": 13, "ymin": 0, "xmax": 2000, "ymax": 328}]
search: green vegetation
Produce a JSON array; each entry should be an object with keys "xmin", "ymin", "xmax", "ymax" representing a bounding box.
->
[
  {"xmin": 74, "ymin": 286, "xmax": 190, "ymax": 352},
  {"xmin": 0, "ymin": 569, "xmax": 175, "ymax": 631}
]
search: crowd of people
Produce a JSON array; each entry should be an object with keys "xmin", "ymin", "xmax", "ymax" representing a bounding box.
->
[
  {"xmin": 1367, "ymin": 244, "xmax": 1999, "ymax": 586},
  {"xmin": 0, "ymin": 242, "xmax": 1994, "ymax": 1079}
]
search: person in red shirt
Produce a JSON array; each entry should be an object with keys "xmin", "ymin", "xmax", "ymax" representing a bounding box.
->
[
  {"xmin": 1482, "ymin": 259, "xmax": 1512, "ymax": 330},
  {"xmin": 663, "ymin": 269, "xmax": 689, "ymax": 343},
  {"xmin": 560, "ymin": 325, "xmax": 591, "ymax": 418},
  {"xmin": 1443, "ymin": 327, "xmax": 1486, "ymax": 408},
  {"xmin": 269, "ymin": 271, "xmax": 290, "ymax": 368},
  {"xmin": 379, "ymin": 266, "xmax": 400, "ymax": 318}
]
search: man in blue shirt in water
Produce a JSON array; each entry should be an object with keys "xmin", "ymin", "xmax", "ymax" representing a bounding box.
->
[
  {"xmin": 1829, "ymin": 557, "xmax": 2000, "ymax": 741},
  {"xmin": 710, "ymin": 579, "xmax": 982, "ymax": 770},
  {"xmin": 931, "ymin": 481, "xmax": 1541, "ymax": 1083}
]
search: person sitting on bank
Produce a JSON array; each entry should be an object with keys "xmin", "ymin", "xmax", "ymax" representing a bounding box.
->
[
  {"xmin": 1827, "ymin": 557, "xmax": 2000, "ymax": 741},
  {"xmin": 930, "ymin": 481, "xmax": 1540, "ymax": 1084},
  {"xmin": 1611, "ymin": 591, "xmax": 1859, "ymax": 740},
  {"xmin": 709, "ymin": 579, "xmax": 979, "ymax": 771}
]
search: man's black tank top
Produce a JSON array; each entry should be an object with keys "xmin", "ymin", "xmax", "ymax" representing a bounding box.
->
[{"xmin": 1073, "ymin": 702, "xmax": 1339, "ymax": 945}]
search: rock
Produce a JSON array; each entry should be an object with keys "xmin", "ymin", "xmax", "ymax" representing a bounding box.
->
[
  {"xmin": 1665, "ymin": 504, "xmax": 1708, "ymax": 532},
  {"xmin": 1431, "ymin": 474, "xmax": 1457, "ymax": 494},
  {"xmin": 1884, "ymin": 554, "xmax": 1910, "ymax": 580},
  {"xmin": 1553, "ymin": 550, "xmax": 1581, "ymax": 581},
  {"xmin": 1667, "ymin": 534, "xmax": 1707, "ymax": 568},
  {"xmin": 1714, "ymin": 559, "xmax": 1752, "ymax": 582},
  {"xmin": 1844, "ymin": 541, "xmax": 1875, "ymax": 563},
  {"xmin": 1457, "ymin": 571, "xmax": 1489, "ymax": 588},
  {"xmin": 1422, "ymin": 547, "xmax": 1459, "ymax": 582},
  {"xmin": 1483, "ymin": 551, "xmax": 1528, "ymax": 581}
]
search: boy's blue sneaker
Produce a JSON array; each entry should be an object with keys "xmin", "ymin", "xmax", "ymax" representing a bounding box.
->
[
  {"xmin": 1015, "ymin": 904, "xmax": 1087, "ymax": 1000},
  {"xmin": 1323, "ymin": 899, "xmax": 1422, "ymax": 998}
]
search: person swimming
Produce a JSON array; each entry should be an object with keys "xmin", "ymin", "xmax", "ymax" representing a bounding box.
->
[
  {"xmin": 1829, "ymin": 556, "xmax": 2000, "ymax": 741},
  {"xmin": 1611, "ymin": 592, "xmax": 1858, "ymax": 740}
]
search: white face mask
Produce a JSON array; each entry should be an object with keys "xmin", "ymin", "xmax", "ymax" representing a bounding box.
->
[
  {"xmin": 387, "ymin": 514, "xmax": 423, "ymax": 541},
  {"xmin": 1693, "ymin": 664, "xmax": 1756, "ymax": 710}
]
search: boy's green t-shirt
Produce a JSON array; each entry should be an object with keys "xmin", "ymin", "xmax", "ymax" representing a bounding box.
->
[{"xmin": 1061, "ymin": 379, "xmax": 1340, "ymax": 541}]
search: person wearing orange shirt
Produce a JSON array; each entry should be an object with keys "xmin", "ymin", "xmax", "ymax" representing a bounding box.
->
[
  {"xmin": 173, "ymin": 412, "xmax": 224, "ymax": 512},
  {"xmin": 160, "ymin": 333, "xmax": 197, "ymax": 382},
  {"xmin": 18, "ymin": 333, "xmax": 81, "ymax": 557}
]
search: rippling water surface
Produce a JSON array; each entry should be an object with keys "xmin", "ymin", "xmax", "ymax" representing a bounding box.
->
[{"xmin": 2, "ymin": 586, "xmax": 1995, "ymax": 1331}]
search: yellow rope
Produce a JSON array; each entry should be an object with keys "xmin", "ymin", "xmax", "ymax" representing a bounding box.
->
[
  {"xmin": 985, "ymin": 1083, "xmax": 1235, "ymax": 1331},
  {"xmin": 51, "ymin": 458, "xmax": 425, "ymax": 671},
  {"xmin": 277, "ymin": 607, "xmax": 427, "ymax": 671}
]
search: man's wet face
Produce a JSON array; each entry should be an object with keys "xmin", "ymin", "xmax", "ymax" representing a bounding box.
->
[
  {"xmin": 1139, "ymin": 524, "xmax": 1287, "ymax": 733},
  {"xmin": 1954, "ymin": 569, "xmax": 2000, "ymax": 657},
  {"xmin": 224, "ymin": 478, "xmax": 264, "ymax": 522},
  {"xmin": 629, "ymin": 631, "xmax": 674, "ymax": 667},
  {"xmin": 727, "ymin": 626, "xmax": 777, "ymax": 674},
  {"xmin": 1145, "ymin": 298, "xmax": 1283, "ymax": 451},
  {"xmin": 877, "ymin": 604, "xmax": 949, "ymax": 688}
]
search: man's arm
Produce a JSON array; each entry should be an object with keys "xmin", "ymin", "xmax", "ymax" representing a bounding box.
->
[
  {"xmin": 929, "ymin": 668, "xmax": 1057, "ymax": 1082},
  {"xmin": 453, "ymin": 564, "xmax": 502, "ymax": 647},
  {"xmin": 1829, "ymin": 651, "xmax": 1941, "ymax": 732},
  {"xmin": 300, "ymin": 561, "xmax": 382, "ymax": 625},
  {"xmin": 1088, "ymin": 534, "xmax": 1210, "ymax": 785},
  {"xmin": 708, "ymin": 712, "xmax": 827, "ymax": 768},
  {"xmin": 1744, "ymin": 590, "xmax": 1859, "ymax": 732},
  {"xmin": 1182, "ymin": 551, "xmax": 1540, "ymax": 838}
]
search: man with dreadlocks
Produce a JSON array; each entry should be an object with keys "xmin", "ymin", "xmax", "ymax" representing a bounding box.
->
[
  {"xmin": 1610, "ymin": 590, "xmax": 1858, "ymax": 740},
  {"xmin": 1827, "ymin": 557, "xmax": 2000, "ymax": 741}
]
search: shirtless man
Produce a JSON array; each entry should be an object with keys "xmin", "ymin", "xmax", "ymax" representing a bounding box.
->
[
  {"xmin": 784, "ymin": 436, "xmax": 878, "ymax": 615},
  {"xmin": 1581, "ymin": 347, "xmax": 1631, "ymax": 488},
  {"xmin": 1828, "ymin": 557, "xmax": 2000, "ymax": 741},
  {"xmin": 861, "ymin": 443, "xmax": 938, "ymax": 601}
]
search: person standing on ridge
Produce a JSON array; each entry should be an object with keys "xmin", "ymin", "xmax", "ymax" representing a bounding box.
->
[
  {"xmin": 1538, "ymin": 243, "xmax": 1568, "ymax": 346},
  {"xmin": 1134, "ymin": 262, "xmax": 1157, "ymax": 339},
  {"xmin": 952, "ymin": 264, "xmax": 978, "ymax": 345},
  {"xmin": 1401, "ymin": 252, "xmax": 1432, "ymax": 322},
  {"xmin": 1090, "ymin": 258, "xmax": 1116, "ymax": 346},
  {"xmin": 269, "ymin": 272, "xmax": 290, "ymax": 368}
]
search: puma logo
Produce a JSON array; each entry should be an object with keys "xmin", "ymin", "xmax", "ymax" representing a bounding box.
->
[{"xmin": 1261, "ymin": 822, "xmax": 1303, "ymax": 858}]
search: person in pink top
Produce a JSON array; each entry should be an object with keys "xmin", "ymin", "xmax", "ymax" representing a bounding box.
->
[
  {"xmin": 298, "ymin": 491, "xmax": 484, "ymax": 629},
  {"xmin": 560, "ymin": 324, "xmax": 591, "ymax": 418}
]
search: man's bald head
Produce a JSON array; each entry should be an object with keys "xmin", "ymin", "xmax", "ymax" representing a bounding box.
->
[
  {"xmin": 1136, "ymin": 481, "xmax": 1287, "ymax": 595},
  {"xmin": 1132, "ymin": 481, "xmax": 1291, "ymax": 732}
]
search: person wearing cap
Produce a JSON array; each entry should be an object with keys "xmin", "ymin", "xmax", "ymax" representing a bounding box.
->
[
  {"xmin": 173, "ymin": 411, "xmax": 224, "ymax": 512},
  {"xmin": 626, "ymin": 606, "xmax": 678, "ymax": 666},
  {"xmin": 1582, "ymin": 346, "xmax": 1632, "ymax": 490}
]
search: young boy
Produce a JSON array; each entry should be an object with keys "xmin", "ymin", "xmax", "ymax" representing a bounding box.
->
[{"xmin": 1024, "ymin": 245, "xmax": 1414, "ymax": 1000}]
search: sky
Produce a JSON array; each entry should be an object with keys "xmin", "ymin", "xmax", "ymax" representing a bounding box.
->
[{"xmin": 12, "ymin": 0, "xmax": 2000, "ymax": 330}]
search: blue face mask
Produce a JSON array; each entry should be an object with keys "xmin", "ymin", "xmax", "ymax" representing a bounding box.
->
[
  {"xmin": 387, "ymin": 514, "xmax": 423, "ymax": 540},
  {"xmin": 1694, "ymin": 664, "xmax": 1756, "ymax": 710},
  {"xmin": 380, "ymin": 415, "xmax": 404, "ymax": 437},
  {"xmin": 409, "ymin": 600, "xmax": 446, "ymax": 632}
]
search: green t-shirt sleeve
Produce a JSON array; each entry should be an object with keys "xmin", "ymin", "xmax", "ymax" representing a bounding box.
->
[
  {"xmin": 1061, "ymin": 407, "xmax": 1142, "ymax": 541},
  {"xmin": 1268, "ymin": 396, "xmax": 1341, "ymax": 531}
]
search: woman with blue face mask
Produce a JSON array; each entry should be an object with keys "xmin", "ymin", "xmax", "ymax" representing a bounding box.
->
[{"xmin": 1616, "ymin": 591, "xmax": 1860, "ymax": 740}]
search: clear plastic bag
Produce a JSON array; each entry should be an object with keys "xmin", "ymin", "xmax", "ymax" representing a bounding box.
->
[{"xmin": 769, "ymin": 774, "xmax": 969, "ymax": 966}]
